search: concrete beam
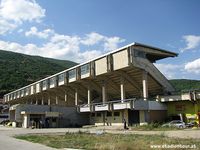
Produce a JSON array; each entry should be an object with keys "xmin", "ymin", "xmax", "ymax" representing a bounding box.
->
[{"xmin": 117, "ymin": 70, "xmax": 142, "ymax": 95}]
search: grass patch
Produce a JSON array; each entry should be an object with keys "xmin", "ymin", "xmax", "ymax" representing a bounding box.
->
[
  {"xmin": 15, "ymin": 132, "xmax": 199, "ymax": 150},
  {"xmin": 129, "ymin": 123, "xmax": 179, "ymax": 131}
]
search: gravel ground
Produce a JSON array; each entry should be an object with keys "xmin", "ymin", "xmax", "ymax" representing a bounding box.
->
[{"xmin": 0, "ymin": 125, "xmax": 199, "ymax": 150}]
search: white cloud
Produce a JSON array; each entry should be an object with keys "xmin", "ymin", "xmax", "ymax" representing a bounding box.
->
[
  {"xmin": 104, "ymin": 36, "xmax": 125, "ymax": 51},
  {"xmin": 155, "ymin": 63, "xmax": 182, "ymax": 79},
  {"xmin": 185, "ymin": 58, "xmax": 200, "ymax": 74},
  {"xmin": 81, "ymin": 32, "xmax": 104, "ymax": 46},
  {"xmin": 25, "ymin": 26, "xmax": 54, "ymax": 39},
  {"xmin": 0, "ymin": 0, "xmax": 45, "ymax": 34},
  {"xmin": 181, "ymin": 35, "xmax": 200, "ymax": 52},
  {"xmin": 80, "ymin": 32, "xmax": 125, "ymax": 52},
  {"xmin": 0, "ymin": 19, "xmax": 17, "ymax": 34},
  {"xmin": 0, "ymin": 31, "xmax": 124, "ymax": 63},
  {"xmin": 0, "ymin": 0, "xmax": 45, "ymax": 23}
]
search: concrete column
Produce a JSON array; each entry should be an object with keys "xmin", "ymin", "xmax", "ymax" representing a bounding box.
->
[
  {"xmin": 88, "ymin": 86, "xmax": 91, "ymax": 105},
  {"xmin": 56, "ymin": 95, "xmax": 59, "ymax": 105},
  {"xmin": 41, "ymin": 96, "xmax": 44, "ymax": 105},
  {"xmin": 23, "ymin": 114, "xmax": 30, "ymax": 128},
  {"xmin": 64, "ymin": 92, "xmax": 68, "ymax": 102},
  {"xmin": 48, "ymin": 96, "xmax": 51, "ymax": 105},
  {"xmin": 120, "ymin": 77, "xmax": 126, "ymax": 102},
  {"xmin": 102, "ymin": 83, "xmax": 107, "ymax": 103},
  {"xmin": 35, "ymin": 99, "xmax": 38, "ymax": 105},
  {"xmin": 75, "ymin": 89, "xmax": 79, "ymax": 105},
  {"xmin": 142, "ymin": 70, "xmax": 148, "ymax": 100}
]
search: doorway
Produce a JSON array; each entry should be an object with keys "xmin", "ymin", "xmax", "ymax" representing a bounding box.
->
[{"xmin": 128, "ymin": 110, "xmax": 139, "ymax": 126}]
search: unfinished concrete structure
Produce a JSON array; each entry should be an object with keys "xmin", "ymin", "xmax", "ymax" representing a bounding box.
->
[{"xmin": 4, "ymin": 42, "xmax": 180, "ymax": 128}]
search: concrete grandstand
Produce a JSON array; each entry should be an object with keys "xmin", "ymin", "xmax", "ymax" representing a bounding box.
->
[{"xmin": 4, "ymin": 42, "xmax": 199, "ymax": 128}]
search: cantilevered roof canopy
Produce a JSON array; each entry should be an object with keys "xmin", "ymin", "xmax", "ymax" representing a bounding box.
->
[{"xmin": 134, "ymin": 42, "xmax": 178, "ymax": 62}]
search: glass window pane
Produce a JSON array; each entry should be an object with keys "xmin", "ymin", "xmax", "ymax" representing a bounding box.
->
[{"xmin": 68, "ymin": 69, "xmax": 76, "ymax": 79}]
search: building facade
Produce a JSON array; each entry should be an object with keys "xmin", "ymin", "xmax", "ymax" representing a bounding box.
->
[{"xmin": 4, "ymin": 42, "xmax": 198, "ymax": 128}]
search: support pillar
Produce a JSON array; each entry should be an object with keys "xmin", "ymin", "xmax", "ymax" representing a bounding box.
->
[
  {"xmin": 102, "ymin": 83, "xmax": 107, "ymax": 103},
  {"xmin": 41, "ymin": 96, "xmax": 44, "ymax": 105},
  {"xmin": 23, "ymin": 114, "xmax": 30, "ymax": 128},
  {"xmin": 88, "ymin": 86, "xmax": 91, "ymax": 105},
  {"xmin": 35, "ymin": 99, "xmax": 38, "ymax": 105},
  {"xmin": 56, "ymin": 95, "xmax": 59, "ymax": 105},
  {"xmin": 75, "ymin": 89, "xmax": 79, "ymax": 106},
  {"xmin": 120, "ymin": 77, "xmax": 126, "ymax": 102},
  {"xmin": 64, "ymin": 91, "xmax": 68, "ymax": 102},
  {"xmin": 142, "ymin": 71, "xmax": 148, "ymax": 100},
  {"xmin": 48, "ymin": 95, "xmax": 51, "ymax": 105}
]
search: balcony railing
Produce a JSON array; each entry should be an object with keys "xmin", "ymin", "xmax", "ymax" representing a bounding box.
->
[
  {"xmin": 79, "ymin": 98, "xmax": 140, "ymax": 112},
  {"xmin": 78, "ymin": 98, "xmax": 167, "ymax": 113}
]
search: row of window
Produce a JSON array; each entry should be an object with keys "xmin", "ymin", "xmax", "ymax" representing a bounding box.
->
[
  {"xmin": 91, "ymin": 112, "xmax": 120, "ymax": 117},
  {"xmin": 5, "ymin": 64, "xmax": 90, "ymax": 101}
]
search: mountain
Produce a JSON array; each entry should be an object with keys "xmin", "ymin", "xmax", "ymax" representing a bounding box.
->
[
  {"xmin": 0, "ymin": 50, "xmax": 77, "ymax": 97},
  {"xmin": 170, "ymin": 79, "xmax": 200, "ymax": 92}
]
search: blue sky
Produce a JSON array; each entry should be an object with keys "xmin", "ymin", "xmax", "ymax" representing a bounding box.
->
[{"xmin": 0, "ymin": 0, "xmax": 200, "ymax": 80}]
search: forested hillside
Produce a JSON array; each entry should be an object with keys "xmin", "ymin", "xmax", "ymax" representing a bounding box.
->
[
  {"xmin": 170, "ymin": 79, "xmax": 200, "ymax": 92},
  {"xmin": 0, "ymin": 50, "xmax": 77, "ymax": 97}
]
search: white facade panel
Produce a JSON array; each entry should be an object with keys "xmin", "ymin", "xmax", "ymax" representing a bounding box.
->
[
  {"xmin": 113, "ymin": 102, "xmax": 131, "ymax": 110},
  {"xmin": 25, "ymin": 87, "xmax": 29, "ymax": 96},
  {"xmin": 30, "ymin": 85, "xmax": 35, "ymax": 95},
  {"xmin": 113, "ymin": 49, "xmax": 129, "ymax": 70},
  {"xmin": 21, "ymin": 89, "xmax": 24, "ymax": 97},
  {"xmin": 95, "ymin": 57, "xmax": 107, "ymax": 76},
  {"xmin": 17, "ymin": 91, "xmax": 20, "ymax": 98},
  {"xmin": 11, "ymin": 93, "xmax": 17, "ymax": 100},
  {"xmin": 95, "ymin": 104, "xmax": 109, "ymax": 111},
  {"xmin": 36, "ymin": 83, "xmax": 41, "ymax": 93}
]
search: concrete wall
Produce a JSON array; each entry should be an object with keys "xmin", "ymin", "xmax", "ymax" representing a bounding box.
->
[
  {"xmin": 167, "ymin": 101, "xmax": 199, "ymax": 124},
  {"xmin": 149, "ymin": 110, "xmax": 167, "ymax": 122},
  {"xmin": 95, "ymin": 57, "xmax": 107, "ymax": 75},
  {"xmin": 10, "ymin": 104, "xmax": 90, "ymax": 127},
  {"xmin": 51, "ymin": 106, "xmax": 90, "ymax": 127},
  {"xmin": 91, "ymin": 110, "xmax": 128, "ymax": 126},
  {"xmin": 113, "ymin": 49, "xmax": 129, "ymax": 70},
  {"xmin": 149, "ymin": 101, "xmax": 167, "ymax": 110}
]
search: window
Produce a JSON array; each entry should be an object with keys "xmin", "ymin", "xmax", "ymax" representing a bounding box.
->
[
  {"xmin": 68, "ymin": 69, "xmax": 76, "ymax": 79},
  {"xmin": 107, "ymin": 112, "xmax": 112, "ymax": 117},
  {"xmin": 91, "ymin": 113, "xmax": 95, "ymax": 117},
  {"xmin": 58, "ymin": 73, "xmax": 64, "ymax": 82},
  {"xmin": 96, "ymin": 112, "xmax": 101, "ymax": 117},
  {"xmin": 80, "ymin": 64, "xmax": 90, "ymax": 75},
  {"xmin": 134, "ymin": 49, "xmax": 146, "ymax": 58},
  {"xmin": 114, "ymin": 112, "xmax": 120, "ymax": 117},
  {"xmin": 50, "ymin": 77, "xmax": 55, "ymax": 85},
  {"xmin": 43, "ymin": 80, "xmax": 47, "ymax": 87}
]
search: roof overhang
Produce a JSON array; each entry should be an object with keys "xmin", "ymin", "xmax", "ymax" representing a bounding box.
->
[{"xmin": 134, "ymin": 42, "xmax": 178, "ymax": 62}]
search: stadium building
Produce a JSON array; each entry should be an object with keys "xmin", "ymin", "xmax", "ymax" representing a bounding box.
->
[{"xmin": 3, "ymin": 42, "xmax": 200, "ymax": 128}]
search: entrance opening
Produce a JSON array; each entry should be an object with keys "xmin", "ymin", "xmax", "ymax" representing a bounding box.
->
[{"xmin": 128, "ymin": 110, "xmax": 139, "ymax": 126}]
